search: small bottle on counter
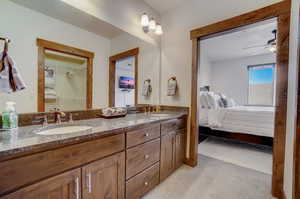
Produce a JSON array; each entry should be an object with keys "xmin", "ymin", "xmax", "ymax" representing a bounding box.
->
[{"xmin": 2, "ymin": 101, "xmax": 18, "ymax": 130}]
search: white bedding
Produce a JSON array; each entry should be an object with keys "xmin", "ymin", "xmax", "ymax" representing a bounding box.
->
[{"xmin": 199, "ymin": 106, "xmax": 275, "ymax": 138}]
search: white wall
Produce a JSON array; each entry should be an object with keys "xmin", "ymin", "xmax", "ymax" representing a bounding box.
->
[
  {"xmin": 115, "ymin": 57, "xmax": 135, "ymax": 107},
  {"xmin": 0, "ymin": 1, "xmax": 111, "ymax": 113},
  {"xmin": 284, "ymin": 0, "xmax": 300, "ymax": 198},
  {"xmin": 210, "ymin": 54, "xmax": 276, "ymax": 105},
  {"xmin": 198, "ymin": 50, "xmax": 212, "ymax": 88},
  {"xmin": 111, "ymin": 33, "xmax": 161, "ymax": 105},
  {"xmin": 160, "ymin": 0, "xmax": 282, "ymax": 106}
]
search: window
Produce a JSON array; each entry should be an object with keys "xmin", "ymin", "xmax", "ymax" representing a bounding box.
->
[{"xmin": 248, "ymin": 63, "xmax": 275, "ymax": 106}]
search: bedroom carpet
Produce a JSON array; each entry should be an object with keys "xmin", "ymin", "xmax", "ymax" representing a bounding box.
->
[
  {"xmin": 198, "ymin": 137, "xmax": 273, "ymax": 174},
  {"xmin": 142, "ymin": 155, "xmax": 273, "ymax": 199}
]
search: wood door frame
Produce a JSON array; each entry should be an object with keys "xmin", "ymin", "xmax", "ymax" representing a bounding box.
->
[
  {"xmin": 37, "ymin": 38, "xmax": 94, "ymax": 112},
  {"xmin": 109, "ymin": 48, "xmax": 139, "ymax": 107},
  {"xmin": 189, "ymin": 1, "xmax": 291, "ymax": 198}
]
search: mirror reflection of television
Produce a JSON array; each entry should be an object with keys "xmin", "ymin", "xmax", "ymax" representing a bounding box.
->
[{"xmin": 119, "ymin": 76, "xmax": 135, "ymax": 89}]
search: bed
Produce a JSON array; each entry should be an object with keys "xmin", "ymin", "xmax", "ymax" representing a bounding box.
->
[{"xmin": 198, "ymin": 91, "xmax": 275, "ymax": 146}]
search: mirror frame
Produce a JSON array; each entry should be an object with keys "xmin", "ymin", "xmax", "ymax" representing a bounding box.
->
[
  {"xmin": 108, "ymin": 48, "xmax": 139, "ymax": 107},
  {"xmin": 36, "ymin": 38, "xmax": 94, "ymax": 112}
]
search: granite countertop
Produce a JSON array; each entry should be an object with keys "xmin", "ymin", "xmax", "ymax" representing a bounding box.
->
[{"xmin": 0, "ymin": 111, "xmax": 187, "ymax": 159}]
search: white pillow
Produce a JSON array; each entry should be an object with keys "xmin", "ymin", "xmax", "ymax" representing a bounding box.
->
[
  {"xmin": 206, "ymin": 92, "xmax": 219, "ymax": 109},
  {"xmin": 199, "ymin": 92, "xmax": 209, "ymax": 108}
]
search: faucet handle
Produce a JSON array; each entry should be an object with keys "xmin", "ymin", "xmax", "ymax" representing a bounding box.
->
[
  {"xmin": 43, "ymin": 115, "xmax": 48, "ymax": 127},
  {"xmin": 56, "ymin": 114, "xmax": 62, "ymax": 125},
  {"xmin": 69, "ymin": 113, "xmax": 74, "ymax": 123}
]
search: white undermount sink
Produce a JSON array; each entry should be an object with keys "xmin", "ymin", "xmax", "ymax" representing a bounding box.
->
[{"xmin": 36, "ymin": 126, "xmax": 92, "ymax": 135}]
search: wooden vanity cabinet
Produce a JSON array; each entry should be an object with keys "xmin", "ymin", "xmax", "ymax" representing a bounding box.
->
[
  {"xmin": 82, "ymin": 152, "xmax": 125, "ymax": 199},
  {"xmin": 160, "ymin": 118, "xmax": 187, "ymax": 182},
  {"xmin": 2, "ymin": 168, "xmax": 81, "ymax": 199},
  {"xmin": 0, "ymin": 115, "xmax": 187, "ymax": 199},
  {"xmin": 175, "ymin": 129, "xmax": 186, "ymax": 169},
  {"xmin": 160, "ymin": 131, "xmax": 176, "ymax": 181}
]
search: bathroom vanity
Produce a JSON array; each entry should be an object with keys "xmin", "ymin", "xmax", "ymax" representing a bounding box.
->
[{"xmin": 0, "ymin": 112, "xmax": 187, "ymax": 199}]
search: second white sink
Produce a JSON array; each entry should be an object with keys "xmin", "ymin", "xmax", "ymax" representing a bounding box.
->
[
  {"xmin": 36, "ymin": 126, "xmax": 92, "ymax": 135},
  {"xmin": 150, "ymin": 113, "xmax": 172, "ymax": 117}
]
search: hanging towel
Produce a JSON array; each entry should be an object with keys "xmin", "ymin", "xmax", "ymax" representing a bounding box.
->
[
  {"xmin": 45, "ymin": 68, "xmax": 55, "ymax": 89},
  {"xmin": 45, "ymin": 88, "xmax": 57, "ymax": 99},
  {"xmin": 142, "ymin": 79, "xmax": 152, "ymax": 97},
  {"xmin": 167, "ymin": 77, "xmax": 177, "ymax": 96},
  {"xmin": 0, "ymin": 42, "xmax": 26, "ymax": 93}
]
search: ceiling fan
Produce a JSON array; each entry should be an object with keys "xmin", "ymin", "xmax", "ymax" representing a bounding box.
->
[{"xmin": 243, "ymin": 29, "xmax": 277, "ymax": 53}]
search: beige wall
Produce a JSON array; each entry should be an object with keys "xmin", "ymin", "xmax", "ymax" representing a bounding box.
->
[{"xmin": 0, "ymin": 1, "xmax": 111, "ymax": 113}]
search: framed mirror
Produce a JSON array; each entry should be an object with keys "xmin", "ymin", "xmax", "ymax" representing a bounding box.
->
[
  {"xmin": 108, "ymin": 48, "xmax": 139, "ymax": 107},
  {"xmin": 37, "ymin": 39, "xmax": 94, "ymax": 112}
]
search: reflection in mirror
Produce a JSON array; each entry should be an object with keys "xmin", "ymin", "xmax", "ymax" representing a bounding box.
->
[
  {"xmin": 115, "ymin": 56, "xmax": 135, "ymax": 107},
  {"xmin": 44, "ymin": 51, "xmax": 87, "ymax": 111}
]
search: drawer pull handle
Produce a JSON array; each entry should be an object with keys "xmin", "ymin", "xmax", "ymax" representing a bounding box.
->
[
  {"xmin": 144, "ymin": 182, "xmax": 149, "ymax": 186},
  {"xmin": 145, "ymin": 154, "xmax": 150, "ymax": 159},
  {"xmin": 75, "ymin": 177, "xmax": 80, "ymax": 199},
  {"xmin": 87, "ymin": 172, "xmax": 92, "ymax": 193},
  {"xmin": 145, "ymin": 133, "xmax": 150, "ymax": 137}
]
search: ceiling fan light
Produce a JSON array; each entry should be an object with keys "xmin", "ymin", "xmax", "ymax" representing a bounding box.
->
[
  {"xmin": 155, "ymin": 24, "xmax": 163, "ymax": 35},
  {"xmin": 269, "ymin": 45, "xmax": 277, "ymax": 53},
  {"xmin": 149, "ymin": 18, "xmax": 156, "ymax": 30},
  {"xmin": 141, "ymin": 13, "xmax": 149, "ymax": 27}
]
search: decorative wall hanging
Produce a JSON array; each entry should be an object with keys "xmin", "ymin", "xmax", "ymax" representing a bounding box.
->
[
  {"xmin": 167, "ymin": 76, "xmax": 177, "ymax": 96},
  {"xmin": 142, "ymin": 79, "xmax": 152, "ymax": 97},
  {"xmin": 0, "ymin": 37, "xmax": 26, "ymax": 93}
]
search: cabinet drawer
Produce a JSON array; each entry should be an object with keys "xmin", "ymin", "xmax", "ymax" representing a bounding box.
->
[
  {"xmin": 161, "ymin": 118, "xmax": 186, "ymax": 136},
  {"xmin": 126, "ymin": 123, "xmax": 160, "ymax": 148},
  {"xmin": 126, "ymin": 163, "xmax": 159, "ymax": 199},
  {"xmin": 126, "ymin": 139, "xmax": 160, "ymax": 179}
]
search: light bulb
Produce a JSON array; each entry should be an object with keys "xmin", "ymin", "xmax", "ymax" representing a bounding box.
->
[
  {"xmin": 149, "ymin": 18, "xmax": 156, "ymax": 30},
  {"xmin": 141, "ymin": 13, "xmax": 149, "ymax": 27},
  {"xmin": 155, "ymin": 24, "xmax": 163, "ymax": 35},
  {"xmin": 269, "ymin": 45, "xmax": 277, "ymax": 53}
]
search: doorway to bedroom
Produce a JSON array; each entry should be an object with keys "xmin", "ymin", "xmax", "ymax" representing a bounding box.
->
[{"xmin": 196, "ymin": 18, "xmax": 278, "ymax": 196}]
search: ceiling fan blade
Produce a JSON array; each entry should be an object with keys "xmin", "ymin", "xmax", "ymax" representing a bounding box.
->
[{"xmin": 243, "ymin": 44, "xmax": 268, "ymax": 50}]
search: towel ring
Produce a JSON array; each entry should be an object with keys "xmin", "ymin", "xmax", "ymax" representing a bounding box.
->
[
  {"xmin": 0, "ymin": 37, "xmax": 10, "ymax": 43},
  {"xmin": 168, "ymin": 76, "xmax": 176, "ymax": 81},
  {"xmin": 144, "ymin": 79, "xmax": 151, "ymax": 84}
]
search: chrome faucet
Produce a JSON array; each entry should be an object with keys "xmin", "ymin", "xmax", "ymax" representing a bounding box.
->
[{"xmin": 53, "ymin": 108, "xmax": 66, "ymax": 125}]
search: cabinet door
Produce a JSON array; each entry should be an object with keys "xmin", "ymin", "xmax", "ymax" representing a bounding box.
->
[
  {"xmin": 160, "ymin": 131, "xmax": 176, "ymax": 182},
  {"xmin": 2, "ymin": 169, "xmax": 81, "ymax": 199},
  {"xmin": 82, "ymin": 152, "xmax": 125, "ymax": 199},
  {"xmin": 175, "ymin": 130, "xmax": 186, "ymax": 169}
]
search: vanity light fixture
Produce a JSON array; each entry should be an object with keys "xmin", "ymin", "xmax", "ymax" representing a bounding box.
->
[
  {"xmin": 141, "ymin": 13, "xmax": 163, "ymax": 35},
  {"xmin": 141, "ymin": 13, "xmax": 149, "ymax": 27},
  {"xmin": 155, "ymin": 24, "xmax": 163, "ymax": 35},
  {"xmin": 149, "ymin": 18, "xmax": 156, "ymax": 30}
]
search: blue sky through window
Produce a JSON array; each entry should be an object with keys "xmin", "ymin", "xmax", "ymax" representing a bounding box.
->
[{"xmin": 249, "ymin": 66, "xmax": 274, "ymax": 84}]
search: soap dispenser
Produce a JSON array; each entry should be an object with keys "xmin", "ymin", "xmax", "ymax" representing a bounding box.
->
[{"xmin": 2, "ymin": 101, "xmax": 18, "ymax": 130}]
